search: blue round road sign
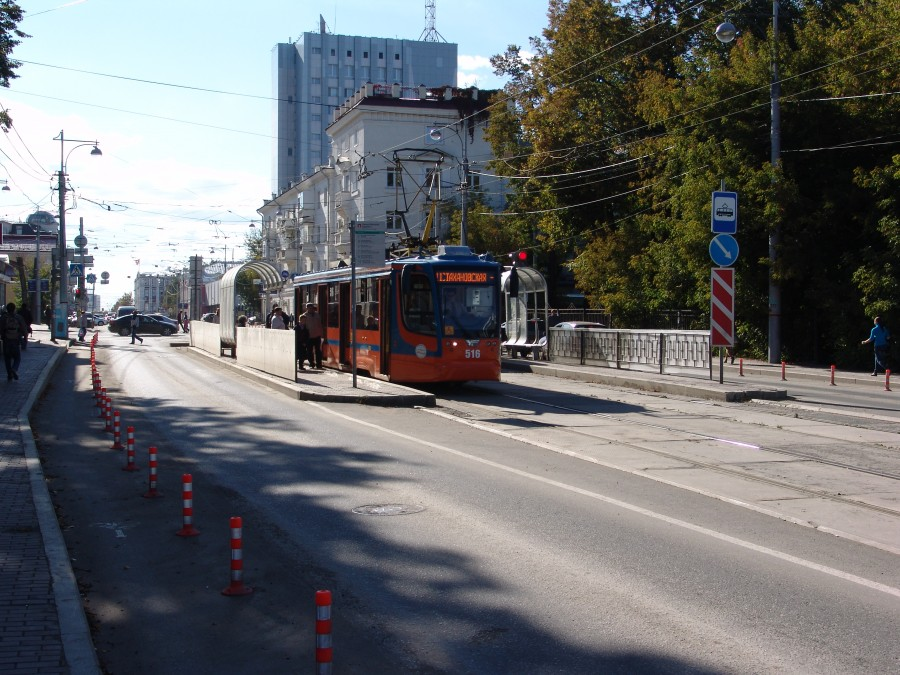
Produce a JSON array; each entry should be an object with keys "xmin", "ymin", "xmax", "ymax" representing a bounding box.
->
[{"xmin": 709, "ymin": 234, "xmax": 739, "ymax": 267}]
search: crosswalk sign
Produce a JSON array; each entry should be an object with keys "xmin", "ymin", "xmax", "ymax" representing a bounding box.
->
[{"xmin": 69, "ymin": 263, "xmax": 84, "ymax": 277}]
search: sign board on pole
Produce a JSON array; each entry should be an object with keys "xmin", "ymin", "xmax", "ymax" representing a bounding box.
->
[
  {"xmin": 69, "ymin": 263, "xmax": 84, "ymax": 277},
  {"xmin": 711, "ymin": 191, "xmax": 738, "ymax": 233},
  {"xmin": 353, "ymin": 221, "xmax": 386, "ymax": 268},
  {"xmin": 710, "ymin": 268, "xmax": 735, "ymax": 347}
]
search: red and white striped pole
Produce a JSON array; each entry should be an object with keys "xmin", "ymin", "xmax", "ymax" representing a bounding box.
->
[
  {"xmin": 122, "ymin": 427, "xmax": 138, "ymax": 472},
  {"xmin": 830, "ymin": 364, "xmax": 836, "ymax": 386},
  {"xmin": 781, "ymin": 361, "xmax": 786, "ymax": 381},
  {"xmin": 738, "ymin": 358, "xmax": 744, "ymax": 377},
  {"xmin": 222, "ymin": 517, "xmax": 253, "ymax": 596},
  {"xmin": 315, "ymin": 590, "xmax": 333, "ymax": 674},
  {"xmin": 97, "ymin": 386, "xmax": 106, "ymax": 414},
  {"xmin": 110, "ymin": 411, "xmax": 124, "ymax": 450},
  {"xmin": 143, "ymin": 447, "xmax": 160, "ymax": 498},
  {"xmin": 886, "ymin": 369, "xmax": 892, "ymax": 392},
  {"xmin": 104, "ymin": 396, "xmax": 114, "ymax": 432},
  {"xmin": 176, "ymin": 474, "xmax": 199, "ymax": 537}
]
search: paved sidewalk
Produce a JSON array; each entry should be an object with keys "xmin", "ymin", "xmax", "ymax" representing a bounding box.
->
[{"xmin": 0, "ymin": 325, "xmax": 99, "ymax": 675}]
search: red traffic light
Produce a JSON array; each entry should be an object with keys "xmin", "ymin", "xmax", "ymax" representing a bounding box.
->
[{"xmin": 510, "ymin": 250, "xmax": 528, "ymax": 264}]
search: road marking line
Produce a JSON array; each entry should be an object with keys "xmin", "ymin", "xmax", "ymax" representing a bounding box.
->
[{"xmin": 310, "ymin": 401, "xmax": 900, "ymax": 599}]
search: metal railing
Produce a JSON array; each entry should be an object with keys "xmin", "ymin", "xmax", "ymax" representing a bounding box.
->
[{"xmin": 548, "ymin": 328, "xmax": 710, "ymax": 373}]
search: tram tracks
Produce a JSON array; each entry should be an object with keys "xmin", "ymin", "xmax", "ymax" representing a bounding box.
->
[{"xmin": 428, "ymin": 390, "xmax": 900, "ymax": 525}]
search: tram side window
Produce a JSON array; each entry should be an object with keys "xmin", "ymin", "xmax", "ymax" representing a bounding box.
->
[{"xmin": 402, "ymin": 274, "xmax": 435, "ymax": 335}]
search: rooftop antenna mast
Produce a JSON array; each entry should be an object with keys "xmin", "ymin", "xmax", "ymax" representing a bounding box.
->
[{"xmin": 419, "ymin": 0, "xmax": 446, "ymax": 42}]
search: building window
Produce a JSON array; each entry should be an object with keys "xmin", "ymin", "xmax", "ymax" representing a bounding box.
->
[
  {"xmin": 346, "ymin": 50, "xmax": 352, "ymax": 57},
  {"xmin": 328, "ymin": 87, "xmax": 338, "ymax": 97},
  {"xmin": 313, "ymin": 96, "xmax": 321, "ymax": 103},
  {"xmin": 468, "ymin": 173, "xmax": 481, "ymax": 190},
  {"xmin": 378, "ymin": 52, "xmax": 384, "ymax": 60},
  {"xmin": 287, "ymin": 147, "xmax": 292, "ymax": 156},
  {"xmin": 311, "ymin": 77, "xmax": 321, "ymax": 85},
  {"xmin": 330, "ymin": 49, "xmax": 336, "ymax": 56},
  {"xmin": 376, "ymin": 67, "xmax": 386, "ymax": 81},
  {"xmin": 311, "ymin": 113, "xmax": 321, "ymax": 122},
  {"xmin": 312, "ymin": 47, "xmax": 321, "ymax": 55},
  {"xmin": 386, "ymin": 169, "xmax": 402, "ymax": 188},
  {"xmin": 392, "ymin": 68, "xmax": 402, "ymax": 81},
  {"xmin": 344, "ymin": 65, "xmax": 354, "ymax": 77},
  {"xmin": 359, "ymin": 66, "xmax": 369, "ymax": 79},
  {"xmin": 343, "ymin": 88, "xmax": 353, "ymax": 97},
  {"xmin": 327, "ymin": 64, "xmax": 337, "ymax": 77},
  {"xmin": 394, "ymin": 53, "xmax": 400, "ymax": 61},
  {"xmin": 363, "ymin": 51, "xmax": 368, "ymax": 59},
  {"xmin": 386, "ymin": 211, "xmax": 403, "ymax": 230}
]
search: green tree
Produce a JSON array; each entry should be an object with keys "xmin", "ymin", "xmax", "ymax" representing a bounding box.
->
[
  {"xmin": 488, "ymin": 0, "xmax": 900, "ymax": 365},
  {"xmin": 0, "ymin": 2, "xmax": 25, "ymax": 129}
]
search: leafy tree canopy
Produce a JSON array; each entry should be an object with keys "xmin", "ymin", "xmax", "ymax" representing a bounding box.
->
[{"xmin": 487, "ymin": 0, "xmax": 900, "ymax": 366}]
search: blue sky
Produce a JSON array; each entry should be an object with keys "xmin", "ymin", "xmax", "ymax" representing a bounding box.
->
[{"xmin": 3, "ymin": 0, "xmax": 550, "ymax": 306}]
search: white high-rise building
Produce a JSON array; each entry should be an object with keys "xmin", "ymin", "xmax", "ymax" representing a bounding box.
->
[{"xmin": 271, "ymin": 16, "xmax": 457, "ymax": 195}]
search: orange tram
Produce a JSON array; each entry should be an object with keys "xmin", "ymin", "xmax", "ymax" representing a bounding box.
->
[{"xmin": 289, "ymin": 245, "xmax": 502, "ymax": 384}]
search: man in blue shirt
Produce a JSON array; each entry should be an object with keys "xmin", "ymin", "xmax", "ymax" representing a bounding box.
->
[{"xmin": 861, "ymin": 316, "xmax": 890, "ymax": 375}]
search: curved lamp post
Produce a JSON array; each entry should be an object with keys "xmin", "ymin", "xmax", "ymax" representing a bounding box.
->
[
  {"xmin": 54, "ymin": 130, "xmax": 101, "ymax": 340},
  {"xmin": 428, "ymin": 125, "xmax": 470, "ymax": 247},
  {"xmin": 716, "ymin": 2, "xmax": 782, "ymax": 363}
]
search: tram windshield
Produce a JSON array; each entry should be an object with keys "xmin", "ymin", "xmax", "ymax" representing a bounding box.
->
[{"xmin": 439, "ymin": 282, "xmax": 498, "ymax": 339}]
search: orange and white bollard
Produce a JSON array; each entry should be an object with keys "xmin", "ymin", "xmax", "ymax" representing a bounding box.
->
[
  {"xmin": 222, "ymin": 517, "xmax": 253, "ymax": 596},
  {"xmin": 97, "ymin": 386, "xmax": 106, "ymax": 413},
  {"xmin": 886, "ymin": 369, "xmax": 892, "ymax": 392},
  {"xmin": 110, "ymin": 411, "xmax": 124, "ymax": 450},
  {"xmin": 104, "ymin": 396, "xmax": 114, "ymax": 432},
  {"xmin": 830, "ymin": 364, "xmax": 836, "ymax": 386},
  {"xmin": 738, "ymin": 358, "xmax": 744, "ymax": 377},
  {"xmin": 781, "ymin": 361, "xmax": 786, "ymax": 381},
  {"xmin": 143, "ymin": 446, "xmax": 160, "ymax": 498},
  {"xmin": 122, "ymin": 427, "xmax": 138, "ymax": 472},
  {"xmin": 315, "ymin": 590, "xmax": 333, "ymax": 674},
  {"xmin": 176, "ymin": 474, "xmax": 199, "ymax": 537}
]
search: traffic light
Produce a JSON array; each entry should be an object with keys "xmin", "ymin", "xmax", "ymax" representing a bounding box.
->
[
  {"xmin": 510, "ymin": 249, "xmax": 528, "ymax": 266},
  {"xmin": 74, "ymin": 287, "xmax": 82, "ymax": 300}
]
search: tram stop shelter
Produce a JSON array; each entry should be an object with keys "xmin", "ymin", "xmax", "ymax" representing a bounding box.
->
[
  {"xmin": 501, "ymin": 265, "xmax": 549, "ymax": 358},
  {"xmin": 218, "ymin": 261, "xmax": 285, "ymax": 348}
]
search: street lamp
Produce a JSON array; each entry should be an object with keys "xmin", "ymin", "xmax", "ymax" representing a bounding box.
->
[
  {"xmin": 428, "ymin": 124, "xmax": 470, "ymax": 247},
  {"xmin": 716, "ymin": 2, "xmax": 782, "ymax": 363},
  {"xmin": 54, "ymin": 130, "xmax": 101, "ymax": 341}
]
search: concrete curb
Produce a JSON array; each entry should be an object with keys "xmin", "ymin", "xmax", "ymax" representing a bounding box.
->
[
  {"xmin": 503, "ymin": 359, "xmax": 787, "ymax": 402},
  {"xmin": 23, "ymin": 344, "xmax": 102, "ymax": 675},
  {"xmin": 183, "ymin": 347, "xmax": 436, "ymax": 407}
]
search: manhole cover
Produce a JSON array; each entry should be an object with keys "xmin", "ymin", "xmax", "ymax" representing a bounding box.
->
[{"xmin": 352, "ymin": 504, "xmax": 425, "ymax": 516}]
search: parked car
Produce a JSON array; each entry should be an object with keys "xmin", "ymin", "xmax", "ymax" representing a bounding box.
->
[
  {"xmin": 108, "ymin": 313, "xmax": 177, "ymax": 337},
  {"xmin": 554, "ymin": 321, "xmax": 606, "ymax": 330},
  {"xmin": 92, "ymin": 313, "xmax": 106, "ymax": 326}
]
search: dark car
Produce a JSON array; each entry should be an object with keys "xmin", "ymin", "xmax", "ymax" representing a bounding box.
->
[{"xmin": 108, "ymin": 313, "xmax": 177, "ymax": 337}]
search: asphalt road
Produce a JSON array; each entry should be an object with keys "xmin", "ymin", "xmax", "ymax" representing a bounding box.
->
[{"xmin": 32, "ymin": 336, "xmax": 900, "ymax": 673}]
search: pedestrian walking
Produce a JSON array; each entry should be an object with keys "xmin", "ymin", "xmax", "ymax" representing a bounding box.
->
[
  {"xmin": 861, "ymin": 316, "xmax": 890, "ymax": 375},
  {"xmin": 17, "ymin": 304, "xmax": 32, "ymax": 350},
  {"xmin": 130, "ymin": 310, "xmax": 143, "ymax": 344},
  {"xmin": 1, "ymin": 302, "xmax": 27, "ymax": 380},
  {"xmin": 77, "ymin": 310, "xmax": 89, "ymax": 342},
  {"xmin": 300, "ymin": 303, "xmax": 323, "ymax": 369}
]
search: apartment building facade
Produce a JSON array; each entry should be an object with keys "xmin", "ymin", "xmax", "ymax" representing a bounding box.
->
[
  {"xmin": 271, "ymin": 21, "xmax": 458, "ymax": 195},
  {"xmin": 258, "ymin": 84, "xmax": 504, "ymax": 276}
]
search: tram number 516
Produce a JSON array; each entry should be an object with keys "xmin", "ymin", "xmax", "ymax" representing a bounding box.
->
[{"xmin": 465, "ymin": 349, "xmax": 481, "ymax": 359}]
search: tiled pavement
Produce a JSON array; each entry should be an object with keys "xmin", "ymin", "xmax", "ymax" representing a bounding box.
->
[{"xmin": 0, "ymin": 326, "xmax": 99, "ymax": 675}]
